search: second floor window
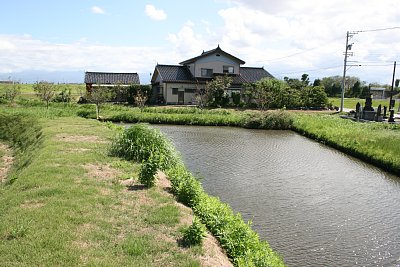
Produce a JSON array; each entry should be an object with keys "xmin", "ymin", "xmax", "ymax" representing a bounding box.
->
[
  {"xmin": 201, "ymin": 68, "xmax": 213, "ymax": 77},
  {"xmin": 223, "ymin": 66, "xmax": 234, "ymax": 74}
]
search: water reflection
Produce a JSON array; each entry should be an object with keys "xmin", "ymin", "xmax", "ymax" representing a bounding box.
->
[{"xmin": 151, "ymin": 125, "xmax": 400, "ymax": 267}]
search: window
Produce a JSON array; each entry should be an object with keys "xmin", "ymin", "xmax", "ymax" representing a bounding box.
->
[
  {"xmin": 223, "ymin": 66, "xmax": 234, "ymax": 74},
  {"xmin": 201, "ymin": 68, "xmax": 213, "ymax": 77},
  {"xmin": 184, "ymin": 88, "xmax": 196, "ymax": 93},
  {"xmin": 172, "ymin": 88, "xmax": 178, "ymax": 95}
]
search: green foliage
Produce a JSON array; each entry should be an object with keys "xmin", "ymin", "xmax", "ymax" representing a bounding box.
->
[
  {"xmin": 2, "ymin": 83, "xmax": 21, "ymax": 104},
  {"xmin": 0, "ymin": 113, "xmax": 41, "ymax": 154},
  {"xmin": 139, "ymin": 153, "xmax": 159, "ymax": 187},
  {"xmin": 231, "ymin": 92, "xmax": 241, "ymax": 106},
  {"xmin": 85, "ymin": 85, "xmax": 115, "ymax": 119},
  {"xmin": 110, "ymin": 123, "xmax": 180, "ymax": 170},
  {"xmin": 182, "ymin": 217, "xmax": 206, "ymax": 247},
  {"xmin": 127, "ymin": 84, "xmax": 152, "ymax": 105},
  {"xmin": 300, "ymin": 86, "xmax": 328, "ymax": 108},
  {"xmin": 205, "ymin": 75, "xmax": 232, "ymax": 107},
  {"xmin": 33, "ymin": 81, "xmax": 56, "ymax": 109},
  {"xmin": 53, "ymin": 86, "xmax": 72, "ymax": 103},
  {"xmin": 253, "ymin": 78, "xmax": 292, "ymax": 110},
  {"xmin": 242, "ymin": 110, "xmax": 293, "ymax": 130},
  {"xmin": 167, "ymin": 164, "xmax": 204, "ymax": 207}
]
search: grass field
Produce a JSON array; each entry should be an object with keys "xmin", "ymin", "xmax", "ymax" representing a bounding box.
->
[
  {"xmin": 0, "ymin": 83, "xmax": 85, "ymax": 101},
  {"xmin": 329, "ymin": 97, "xmax": 400, "ymax": 110},
  {"xmin": 0, "ymin": 116, "xmax": 230, "ymax": 266}
]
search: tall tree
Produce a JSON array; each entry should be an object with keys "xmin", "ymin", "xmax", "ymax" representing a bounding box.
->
[
  {"xmin": 33, "ymin": 81, "xmax": 56, "ymax": 109},
  {"xmin": 85, "ymin": 85, "xmax": 115, "ymax": 120},
  {"xmin": 301, "ymin": 73, "xmax": 310, "ymax": 86}
]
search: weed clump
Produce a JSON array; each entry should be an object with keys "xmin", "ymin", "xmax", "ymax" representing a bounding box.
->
[{"xmin": 181, "ymin": 217, "xmax": 206, "ymax": 247}]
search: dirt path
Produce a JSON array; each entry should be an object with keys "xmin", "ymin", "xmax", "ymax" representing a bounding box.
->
[{"xmin": 0, "ymin": 143, "xmax": 13, "ymax": 183}]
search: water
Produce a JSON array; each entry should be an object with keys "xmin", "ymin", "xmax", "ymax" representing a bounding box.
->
[{"xmin": 151, "ymin": 125, "xmax": 400, "ymax": 267}]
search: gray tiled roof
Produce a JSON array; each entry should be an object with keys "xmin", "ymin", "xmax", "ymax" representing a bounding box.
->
[
  {"xmin": 240, "ymin": 67, "xmax": 274, "ymax": 83},
  {"xmin": 84, "ymin": 72, "xmax": 140, "ymax": 85},
  {"xmin": 180, "ymin": 45, "xmax": 245, "ymax": 65},
  {"xmin": 155, "ymin": 65, "xmax": 195, "ymax": 83}
]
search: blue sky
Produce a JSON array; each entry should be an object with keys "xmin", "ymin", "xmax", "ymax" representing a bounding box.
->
[{"xmin": 1, "ymin": 0, "xmax": 400, "ymax": 84}]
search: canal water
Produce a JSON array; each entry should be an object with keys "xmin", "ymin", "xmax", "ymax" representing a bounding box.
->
[{"xmin": 150, "ymin": 125, "xmax": 400, "ymax": 267}]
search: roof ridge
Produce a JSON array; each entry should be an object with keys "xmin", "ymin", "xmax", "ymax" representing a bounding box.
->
[
  {"xmin": 85, "ymin": 71, "xmax": 138, "ymax": 74},
  {"xmin": 156, "ymin": 64, "xmax": 183, "ymax": 67}
]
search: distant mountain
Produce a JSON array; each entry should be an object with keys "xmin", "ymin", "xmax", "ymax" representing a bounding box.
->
[{"xmin": 0, "ymin": 71, "xmax": 151, "ymax": 84}]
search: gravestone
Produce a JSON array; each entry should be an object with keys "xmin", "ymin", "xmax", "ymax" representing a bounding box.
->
[
  {"xmin": 363, "ymin": 96, "xmax": 375, "ymax": 121},
  {"xmin": 388, "ymin": 110, "xmax": 395, "ymax": 123},
  {"xmin": 383, "ymin": 106, "xmax": 387, "ymax": 118},
  {"xmin": 355, "ymin": 102, "xmax": 361, "ymax": 119},
  {"xmin": 375, "ymin": 104, "xmax": 383, "ymax": 122}
]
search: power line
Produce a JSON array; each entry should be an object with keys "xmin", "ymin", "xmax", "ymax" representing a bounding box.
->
[
  {"xmin": 274, "ymin": 65, "xmax": 342, "ymax": 76},
  {"xmin": 358, "ymin": 26, "xmax": 400, "ymax": 33}
]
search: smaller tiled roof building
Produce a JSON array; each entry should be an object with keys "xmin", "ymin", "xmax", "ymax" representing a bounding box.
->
[
  {"xmin": 151, "ymin": 46, "xmax": 273, "ymax": 105},
  {"xmin": 84, "ymin": 72, "xmax": 140, "ymax": 89}
]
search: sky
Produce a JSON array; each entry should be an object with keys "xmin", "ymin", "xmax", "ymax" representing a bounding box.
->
[{"xmin": 1, "ymin": 0, "xmax": 400, "ymax": 85}]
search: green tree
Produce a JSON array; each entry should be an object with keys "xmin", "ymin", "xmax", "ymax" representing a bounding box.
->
[
  {"xmin": 320, "ymin": 76, "xmax": 342, "ymax": 96},
  {"xmin": 300, "ymin": 86, "xmax": 328, "ymax": 108},
  {"xmin": 127, "ymin": 84, "xmax": 151, "ymax": 105},
  {"xmin": 85, "ymin": 85, "xmax": 115, "ymax": 120},
  {"xmin": 205, "ymin": 75, "xmax": 232, "ymax": 107},
  {"xmin": 313, "ymin": 79, "xmax": 321, "ymax": 87},
  {"xmin": 33, "ymin": 81, "xmax": 56, "ymax": 109},
  {"xmin": 301, "ymin": 73, "xmax": 310, "ymax": 86},
  {"xmin": 53, "ymin": 85, "xmax": 72, "ymax": 104},
  {"xmin": 4, "ymin": 82, "xmax": 21, "ymax": 104},
  {"xmin": 253, "ymin": 78, "xmax": 290, "ymax": 110},
  {"xmin": 284, "ymin": 76, "xmax": 304, "ymax": 90}
]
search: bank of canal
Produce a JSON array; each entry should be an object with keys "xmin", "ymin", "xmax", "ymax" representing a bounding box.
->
[{"xmin": 152, "ymin": 125, "xmax": 400, "ymax": 267}]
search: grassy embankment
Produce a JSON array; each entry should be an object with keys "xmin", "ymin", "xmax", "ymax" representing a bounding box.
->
[
  {"xmin": 293, "ymin": 113, "xmax": 400, "ymax": 175},
  {"xmin": 110, "ymin": 124, "xmax": 285, "ymax": 266},
  {"xmin": 1, "ymin": 98, "xmax": 399, "ymax": 265},
  {"xmin": 0, "ymin": 113, "xmax": 230, "ymax": 266}
]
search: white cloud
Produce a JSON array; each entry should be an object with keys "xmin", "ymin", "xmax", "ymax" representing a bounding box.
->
[
  {"xmin": 167, "ymin": 21, "xmax": 209, "ymax": 58},
  {"xmin": 145, "ymin": 4, "xmax": 167, "ymax": 21},
  {"xmin": 165, "ymin": 0, "xmax": 400, "ymax": 84},
  {"xmin": 90, "ymin": 6, "xmax": 105, "ymax": 14},
  {"xmin": 0, "ymin": 35, "xmax": 177, "ymax": 77}
]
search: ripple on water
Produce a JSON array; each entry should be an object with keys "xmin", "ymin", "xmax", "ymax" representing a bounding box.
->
[{"xmin": 151, "ymin": 125, "xmax": 400, "ymax": 267}]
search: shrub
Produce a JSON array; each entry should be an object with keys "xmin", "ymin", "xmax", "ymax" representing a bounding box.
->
[
  {"xmin": 167, "ymin": 164, "xmax": 204, "ymax": 208},
  {"xmin": 242, "ymin": 110, "xmax": 293, "ymax": 130},
  {"xmin": 110, "ymin": 123, "xmax": 180, "ymax": 170},
  {"xmin": 182, "ymin": 217, "xmax": 207, "ymax": 247},
  {"xmin": 138, "ymin": 153, "xmax": 159, "ymax": 187}
]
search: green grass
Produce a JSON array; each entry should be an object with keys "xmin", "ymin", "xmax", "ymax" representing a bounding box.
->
[
  {"xmin": 329, "ymin": 97, "xmax": 400, "ymax": 110},
  {"xmin": 0, "ymin": 115, "xmax": 206, "ymax": 266},
  {"xmin": 293, "ymin": 113, "xmax": 400, "ymax": 175}
]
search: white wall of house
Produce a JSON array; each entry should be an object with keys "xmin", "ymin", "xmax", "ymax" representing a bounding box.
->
[
  {"xmin": 191, "ymin": 54, "xmax": 240, "ymax": 78},
  {"xmin": 163, "ymin": 82, "xmax": 201, "ymax": 104}
]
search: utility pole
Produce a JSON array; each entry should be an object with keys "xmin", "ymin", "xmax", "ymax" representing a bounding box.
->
[
  {"xmin": 389, "ymin": 61, "xmax": 396, "ymax": 110},
  {"xmin": 340, "ymin": 31, "xmax": 357, "ymax": 112}
]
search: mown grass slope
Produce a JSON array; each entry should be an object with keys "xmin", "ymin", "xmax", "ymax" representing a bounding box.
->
[{"xmin": 0, "ymin": 116, "xmax": 226, "ymax": 266}]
